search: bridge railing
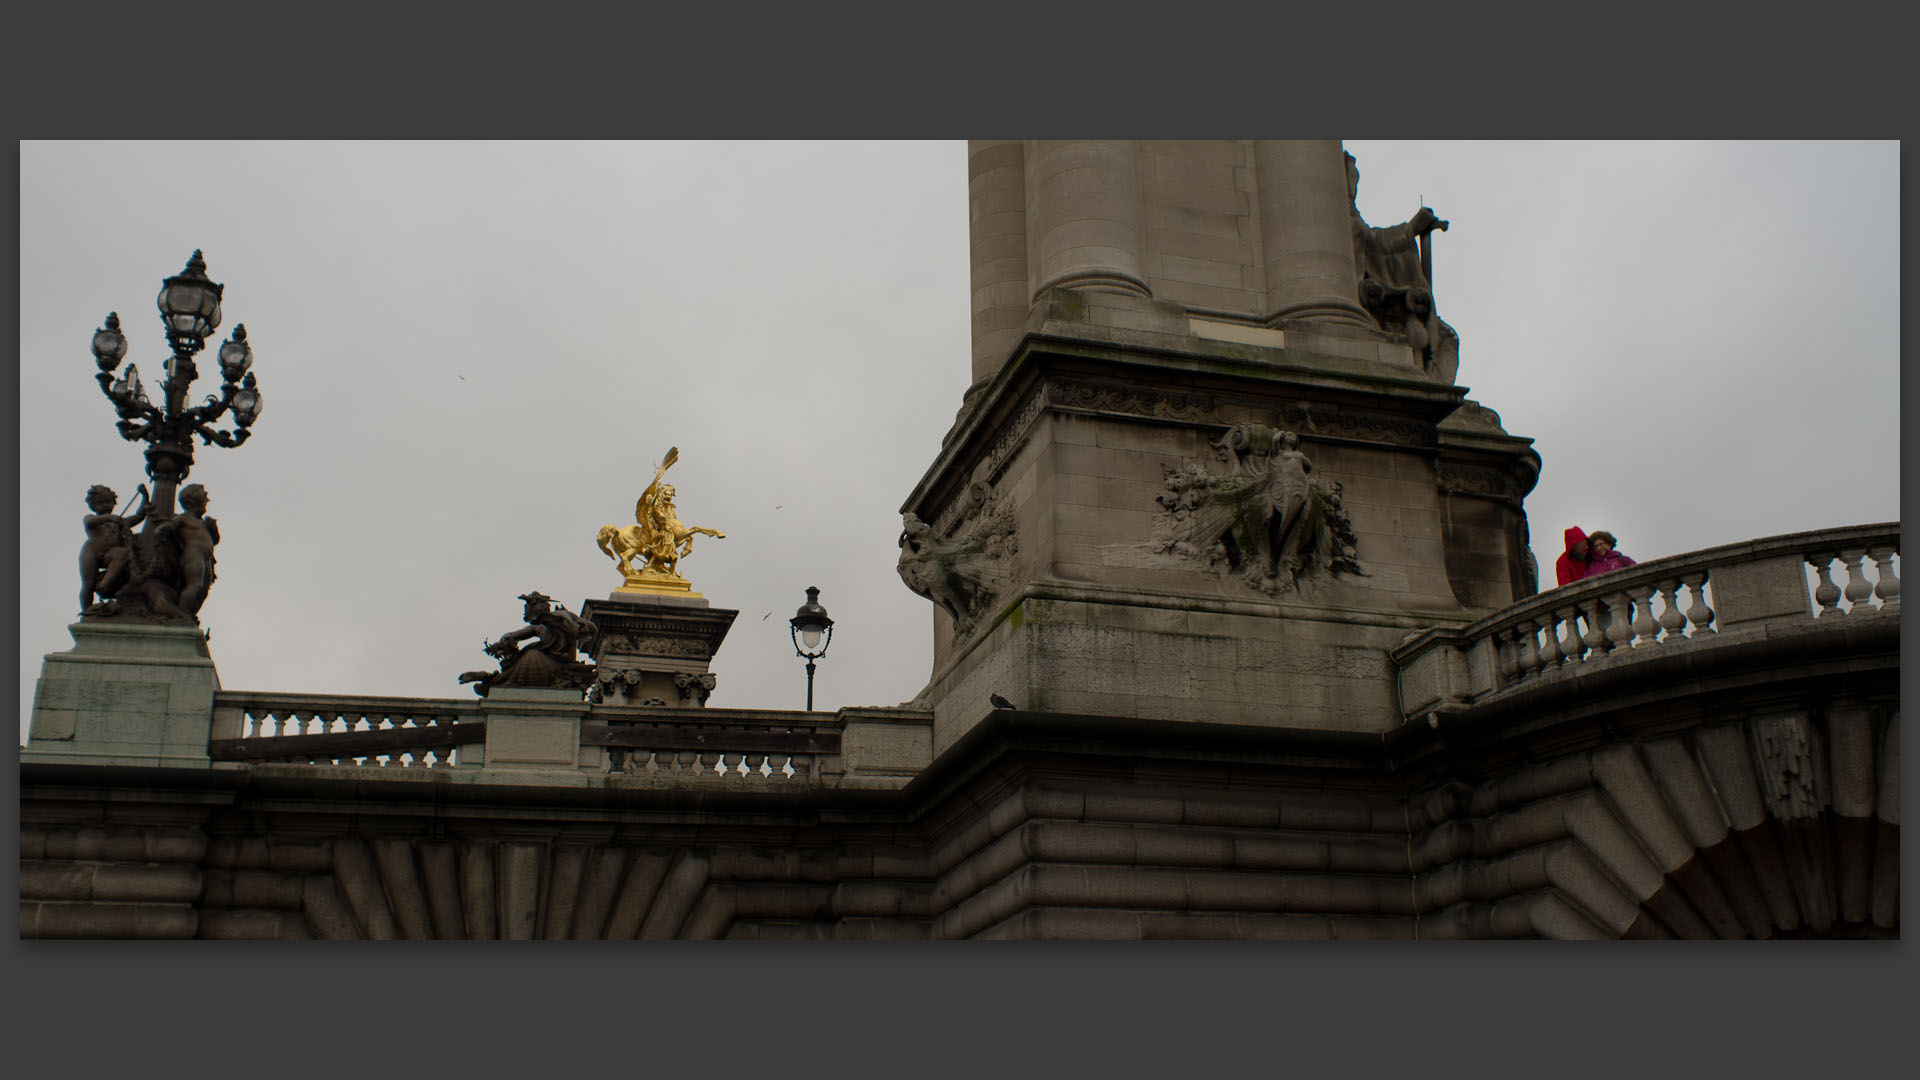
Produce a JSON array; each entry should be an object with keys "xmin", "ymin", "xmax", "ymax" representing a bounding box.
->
[
  {"xmin": 207, "ymin": 693, "xmax": 854, "ymax": 784},
  {"xmin": 1394, "ymin": 523, "xmax": 1898, "ymax": 722},
  {"xmin": 210, "ymin": 693, "xmax": 485, "ymax": 768}
]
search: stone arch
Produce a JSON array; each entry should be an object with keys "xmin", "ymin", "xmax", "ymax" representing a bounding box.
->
[{"xmin": 1527, "ymin": 707, "xmax": 1898, "ymax": 939}]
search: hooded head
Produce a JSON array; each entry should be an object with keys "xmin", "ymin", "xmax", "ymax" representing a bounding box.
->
[{"xmin": 1563, "ymin": 526, "xmax": 1589, "ymax": 560}]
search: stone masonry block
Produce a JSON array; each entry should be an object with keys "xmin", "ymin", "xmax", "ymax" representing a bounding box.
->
[
  {"xmin": 1023, "ymin": 821, "xmax": 1136, "ymax": 865},
  {"xmin": 1048, "ymin": 412, "xmax": 1100, "ymax": 447},
  {"xmin": 841, "ymin": 715, "xmax": 932, "ymax": 777},
  {"xmin": 1184, "ymin": 798, "xmax": 1282, "ymax": 830},
  {"xmin": 1151, "ymin": 280, "xmax": 1261, "ymax": 314},
  {"xmin": 1092, "ymin": 420, "xmax": 1205, "ymax": 458},
  {"xmin": 1132, "ymin": 827, "xmax": 1235, "ymax": 869},
  {"xmin": 1710, "ymin": 554, "xmax": 1815, "ymax": 625},
  {"xmin": 1147, "ymin": 218, "xmax": 1251, "ymax": 255},
  {"xmin": 1157, "ymin": 253, "xmax": 1247, "ymax": 290},
  {"xmin": 1051, "ymin": 472, "xmax": 1101, "ymax": 507}
]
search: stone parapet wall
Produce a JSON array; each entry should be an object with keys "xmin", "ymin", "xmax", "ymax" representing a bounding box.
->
[{"xmin": 24, "ymin": 654, "xmax": 1896, "ymax": 939}]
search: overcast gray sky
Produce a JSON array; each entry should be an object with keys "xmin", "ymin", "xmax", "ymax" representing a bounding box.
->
[{"xmin": 17, "ymin": 141, "xmax": 1900, "ymax": 741}]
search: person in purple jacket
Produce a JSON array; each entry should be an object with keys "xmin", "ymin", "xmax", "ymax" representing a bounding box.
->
[{"xmin": 1583, "ymin": 530, "xmax": 1637, "ymax": 577}]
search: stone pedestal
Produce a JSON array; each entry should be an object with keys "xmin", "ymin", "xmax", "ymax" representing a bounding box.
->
[
  {"xmin": 478, "ymin": 687, "xmax": 593, "ymax": 782},
  {"xmin": 904, "ymin": 282, "xmax": 1538, "ymax": 757},
  {"xmin": 24, "ymin": 621, "xmax": 220, "ymax": 768},
  {"xmin": 579, "ymin": 593, "xmax": 738, "ymax": 707}
]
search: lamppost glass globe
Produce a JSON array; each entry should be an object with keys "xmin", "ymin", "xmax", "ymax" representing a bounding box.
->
[
  {"xmin": 218, "ymin": 325, "xmax": 253, "ymax": 382},
  {"xmin": 156, "ymin": 250, "xmax": 225, "ymax": 352},
  {"xmin": 231, "ymin": 387, "xmax": 262, "ymax": 427},
  {"xmin": 789, "ymin": 585, "xmax": 834, "ymax": 659},
  {"xmin": 92, "ymin": 313, "xmax": 127, "ymax": 372}
]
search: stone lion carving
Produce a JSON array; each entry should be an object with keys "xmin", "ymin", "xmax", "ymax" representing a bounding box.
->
[{"xmin": 1152, "ymin": 425, "xmax": 1362, "ymax": 594}]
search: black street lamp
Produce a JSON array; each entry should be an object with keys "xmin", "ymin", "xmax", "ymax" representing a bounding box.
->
[
  {"xmin": 788, "ymin": 585, "xmax": 834, "ymax": 711},
  {"xmin": 92, "ymin": 250, "xmax": 263, "ymax": 519},
  {"xmin": 82, "ymin": 250, "xmax": 264, "ymax": 622}
]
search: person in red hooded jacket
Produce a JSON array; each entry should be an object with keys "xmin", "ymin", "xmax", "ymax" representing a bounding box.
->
[{"xmin": 1555, "ymin": 526, "xmax": 1591, "ymax": 586}]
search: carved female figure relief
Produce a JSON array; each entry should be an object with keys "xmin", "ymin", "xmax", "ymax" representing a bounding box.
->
[{"xmin": 1152, "ymin": 426, "xmax": 1363, "ymax": 594}]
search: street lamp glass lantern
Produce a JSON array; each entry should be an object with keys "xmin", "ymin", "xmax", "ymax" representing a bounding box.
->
[
  {"xmin": 92, "ymin": 313, "xmax": 127, "ymax": 372},
  {"xmin": 789, "ymin": 585, "xmax": 834, "ymax": 659},
  {"xmin": 218, "ymin": 325, "xmax": 252, "ymax": 382},
  {"xmin": 156, "ymin": 250, "xmax": 225, "ymax": 350},
  {"xmin": 231, "ymin": 387, "xmax": 262, "ymax": 427}
]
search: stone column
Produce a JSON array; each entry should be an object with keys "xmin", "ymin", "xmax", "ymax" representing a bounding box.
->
[
  {"xmin": 1024, "ymin": 140, "xmax": 1151, "ymax": 303},
  {"xmin": 969, "ymin": 140, "xmax": 1030, "ymax": 387},
  {"xmin": 1254, "ymin": 139, "xmax": 1375, "ymax": 330}
]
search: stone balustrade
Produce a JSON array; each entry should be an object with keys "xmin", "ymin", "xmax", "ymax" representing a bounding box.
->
[
  {"xmin": 1394, "ymin": 524, "xmax": 1898, "ymax": 723},
  {"xmin": 211, "ymin": 692, "xmax": 484, "ymax": 768},
  {"xmin": 198, "ymin": 693, "xmax": 928, "ymax": 790}
]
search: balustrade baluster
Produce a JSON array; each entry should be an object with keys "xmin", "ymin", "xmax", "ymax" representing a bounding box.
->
[
  {"xmin": 1605, "ymin": 591, "xmax": 1634, "ymax": 651},
  {"xmin": 1685, "ymin": 572, "xmax": 1715, "ymax": 634},
  {"xmin": 1810, "ymin": 555, "xmax": 1842, "ymax": 614},
  {"xmin": 1870, "ymin": 549, "xmax": 1900, "ymax": 608},
  {"xmin": 1514, "ymin": 620, "xmax": 1539, "ymax": 679},
  {"xmin": 1493, "ymin": 629, "xmax": 1516, "ymax": 686},
  {"xmin": 676, "ymin": 751, "xmax": 697, "ymax": 773},
  {"xmin": 1628, "ymin": 586, "xmax": 1658, "ymax": 645},
  {"xmin": 1580, "ymin": 599, "xmax": 1610, "ymax": 657},
  {"xmin": 1533, "ymin": 613, "xmax": 1559, "ymax": 670},
  {"xmin": 792, "ymin": 755, "xmax": 813, "ymax": 780},
  {"xmin": 246, "ymin": 711, "xmax": 264, "ymax": 739},
  {"xmin": 745, "ymin": 753, "xmax": 767, "ymax": 777},
  {"xmin": 1657, "ymin": 580, "xmax": 1688, "ymax": 641},
  {"xmin": 1557, "ymin": 606, "xmax": 1584, "ymax": 665},
  {"xmin": 1842, "ymin": 550, "xmax": 1874, "ymax": 611}
]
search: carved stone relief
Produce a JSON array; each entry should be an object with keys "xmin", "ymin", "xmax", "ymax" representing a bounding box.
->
[
  {"xmin": 674, "ymin": 672, "xmax": 718, "ymax": 706},
  {"xmin": 1151, "ymin": 425, "xmax": 1363, "ymax": 594},
  {"xmin": 1753, "ymin": 713, "xmax": 1827, "ymax": 822},
  {"xmin": 899, "ymin": 481, "xmax": 1019, "ymax": 637},
  {"xmin": 613, "ymin": 634, "xmax": 708, "ymax": 659},
  {"xmin": 1052, "ymin": 379, "xmax": 1432, "ymax": 450}
]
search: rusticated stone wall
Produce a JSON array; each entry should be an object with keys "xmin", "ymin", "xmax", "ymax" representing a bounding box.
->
[{"xmin": 22, "ymin": 606, "xmax": 1896, "ymax": 939}]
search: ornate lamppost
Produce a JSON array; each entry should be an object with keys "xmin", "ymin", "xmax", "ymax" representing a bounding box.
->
[
  {"xmin": 788, "ymin": 586, "xmax": 834, "ymax": 711},
  {"xmin": 81, "ymin": 250, "xmax": 263, "ymax": 622}
]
